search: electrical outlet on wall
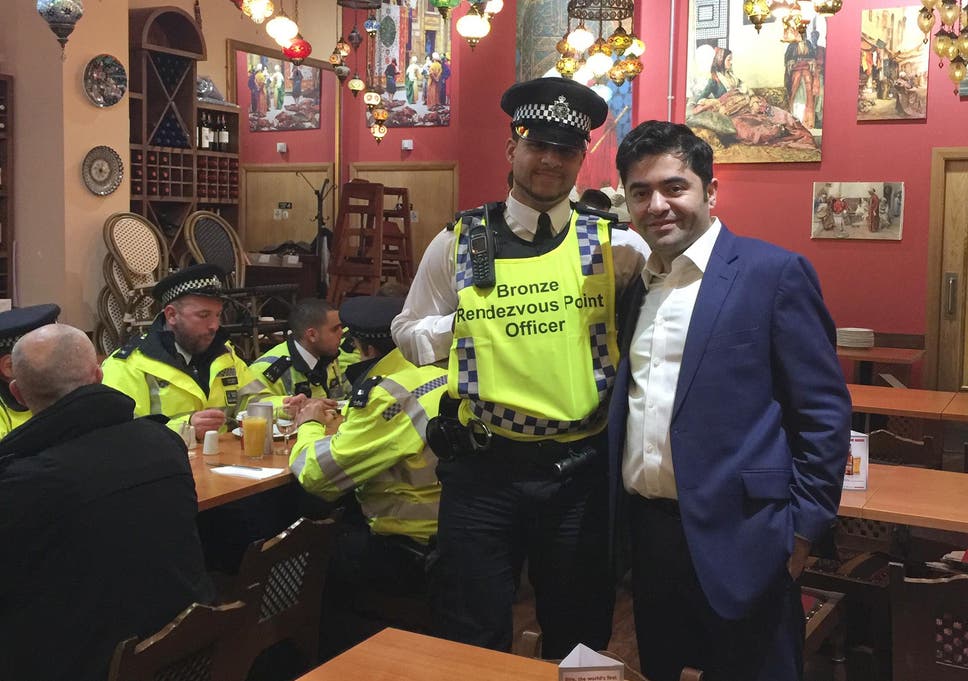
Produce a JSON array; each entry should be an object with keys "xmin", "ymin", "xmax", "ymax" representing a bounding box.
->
[{"xmin": 273, "ymin": 208, "xmax": 283, "ymax": 220}]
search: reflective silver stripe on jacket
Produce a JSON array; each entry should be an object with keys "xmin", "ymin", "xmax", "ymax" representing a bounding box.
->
[
  {"xmin": 369, "ymin": 445, "xmax": 440, "ymax": 488},
  {"xmin": 295, "ymin": 435, "xmax": 355, "ymax": 493},
  {"xmin": 237, "ymin": 378, "xmax": 266, "ymax": 399},
  {"xmin": 145, "ymin": 375, "xmax": 163, "ymax": 414},
  {"xmin": 361, "ymin": 496, "xmax": 440, "ymax": 522},
  {"xmin": 378, "ymin": 378, "xmax": 433, "ymax": 438}
]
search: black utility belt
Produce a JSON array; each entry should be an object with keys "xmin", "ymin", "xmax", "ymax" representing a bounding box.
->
[{"xmin": 427, "ymin": 413, "xmax": 601, "ymax": 478}]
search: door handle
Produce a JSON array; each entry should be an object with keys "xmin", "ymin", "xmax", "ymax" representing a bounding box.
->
[{"xmin": 945, "ymin": 272, "xmax": 959, "ymax": 316}]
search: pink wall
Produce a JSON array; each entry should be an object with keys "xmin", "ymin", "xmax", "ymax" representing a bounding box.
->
[
  {"xmin": 336, "ymin": 0, "xmax": 968, "ymax": 338},
  {"xmin": 236, "ymin": 51, "xmax": 337, "ymax": 165}
]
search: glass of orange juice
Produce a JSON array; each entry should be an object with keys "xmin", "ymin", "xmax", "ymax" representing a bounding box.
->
[{"xmin": 242, "ymin": 415, "xmax": 268, "ymax": 459}]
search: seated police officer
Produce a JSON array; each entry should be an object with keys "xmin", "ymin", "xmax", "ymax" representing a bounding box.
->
[
  {"xmin": 290, "ymin": 295, "xmax": 447, "ymax": 654},
  {"xmin": 0, "ymin": 304, "xmax": 60, "ymax": 438},
  {"xmin": 391, "ymin": 77, "xmax": 650, "ymax": 657},
  {"xmin": 102, "ymin": 264, "xmax": 256, "ymax": 441},
  {"xmin": 245, "ymin": 297, "xmax": 344, "ymax": 415}
]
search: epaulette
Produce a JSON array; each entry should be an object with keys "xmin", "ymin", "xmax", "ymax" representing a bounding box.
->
[
  {"xmin": 573, "ymin": 202, "xmax": 623, "ymax": 226},
  {"xmin": 114, "ymin": 333, "xmax": 147, "ymax": 360},
  {"xmin": 446, "ymin": 205, "xmax": 487, "ymax": 231},
  {"xmin": 349, "ymin": 375, "xmax": 383, "ymax": 408},
  {"xmin": 262, "ymin": 355, "xmax": 293, "ymax": 383}
]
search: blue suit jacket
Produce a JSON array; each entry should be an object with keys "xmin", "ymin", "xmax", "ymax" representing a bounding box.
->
[{"xmin": 609, "ymin": 225, "xmax": 851, "ymax": 620}]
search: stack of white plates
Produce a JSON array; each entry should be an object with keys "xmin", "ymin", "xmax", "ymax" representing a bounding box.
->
[{"xmin": 836, "ymin": 327, "xmax": 875, "ymax": 348}]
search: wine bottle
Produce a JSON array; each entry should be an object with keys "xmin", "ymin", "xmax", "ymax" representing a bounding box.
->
[
  {"xmin": 200, "ymin": 112, "xmax": 211, "ymax": 150},
  {"xmin": 218, "ymin": 115, "xmax": 230, "ymax": 152}
]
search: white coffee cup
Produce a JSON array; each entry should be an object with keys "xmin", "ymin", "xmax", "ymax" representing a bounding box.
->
[{"xmin": 203, "ymin": 430, "xmax": 220, "ymax": 456}]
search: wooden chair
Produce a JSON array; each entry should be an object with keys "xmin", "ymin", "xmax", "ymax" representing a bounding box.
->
[
  {"xmin": 95, "ymin": 285, "xmax": 125, "ymax": 355},
  {"xmin": 381, "ymin": 186, "xmax": 415, "ymax": 283},
  {"xmin": 329, "ymin": 179, "xmax": 385, "ymax": 305},
  {"xmin": 801, "ymin": 586, "xmax": 848, "ymax": 681},
  {"xmin": 227, "ymin": 516, "xmax": 340, "ymax": 674},
  {"xmin": 890, "ymin": 561, "xmax": 968, "ymax": 681},
  {"xmin": 107, "ymin": 599, "xmax": 249, "ymax": 681},
  {"xmin": 182, "ymin": 210, "xmax": 246, "ymax": 288},
  {"xmin": 869, "ymin": 428, "xmax": 941, "ymax": 469}
]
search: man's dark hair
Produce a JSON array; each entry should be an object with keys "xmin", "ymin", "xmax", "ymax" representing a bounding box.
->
[
  {"xmin": 616, "ymin": 121, "xmax": 714, "ymax": 190},
  {"xmin": 579, "ymin": 188, "xmax": 611, "ymax": 212},
  {"xmin": 289, "ymin": 298, "xmax": 335, "ymax": 338}
]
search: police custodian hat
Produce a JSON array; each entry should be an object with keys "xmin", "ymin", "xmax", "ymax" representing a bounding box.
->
[
  {"xmin": 501, "ymin": 77, "xmax": 608, "ymax": 150},
  {"xmin": 339, "ymin": 296, "xmax": 405, "ymax": 341},
  {"xmin": 153, "ymin": 264, "xmax": 226, "ymax": 306},
  {"xmin": 0, "ymin": 303, "xmax": 60, "ymax": 354}
]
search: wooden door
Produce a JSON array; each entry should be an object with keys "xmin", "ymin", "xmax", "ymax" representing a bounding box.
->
[
  {"xmin": 348, "ymin": 162, "xmax": 458, "ymax": 265},
  {"xmin": 242, "ymin": 163, "xmax": 335, "ymax": 252},
  {"xmin": 926, "ymin": 149, "xmax": 968, "ymax": 390}
]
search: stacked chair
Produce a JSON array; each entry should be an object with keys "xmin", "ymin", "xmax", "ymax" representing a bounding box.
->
[
  {"xmin": 328, "ymin": 179, "xmax": 415, "ymax": 305},
  {"xmin": 94, "ymin": 213, "xmax": 170, "ymax": 356}
]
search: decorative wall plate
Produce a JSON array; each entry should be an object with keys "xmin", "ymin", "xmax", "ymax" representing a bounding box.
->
[
  {"xmin": 83, "ymin": 54, "xmax": 127, "ymax": 107},
  {"xmin": 81, "ymin": 146, "xmax": 124, "ymax": 196}
]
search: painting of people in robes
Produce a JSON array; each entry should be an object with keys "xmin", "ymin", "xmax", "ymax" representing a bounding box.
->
[
  {"xmin": 366, "ymin": 1, "xmax": 451, "ymax": 127},
  {"xmin": 236, "ymin": 50, "xmax": 321, "ymax": 131},
  {"xmin": 858, "ymin": 6, "xmax": 928, "ymax": 120},
  {"xmin": 686, "ymin": 0, "xmax": 825, "ymax": 163},
  {"xmin": 811, "ymin": 181, "xmax": 904, "ymax": 240}
]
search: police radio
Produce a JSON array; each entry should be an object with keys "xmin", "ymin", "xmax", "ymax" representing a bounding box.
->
[{"xmin": 469, "ymin": 209, "xmax": 496, "ymax": 288}]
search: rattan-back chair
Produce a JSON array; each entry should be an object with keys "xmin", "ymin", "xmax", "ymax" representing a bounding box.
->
[
  {"xmin": 181, "ymin": 210, "xmax": 296, "ymax": 360},
  {"xmin": 228, "ymin": 516, "xmax": 340, "ymax": 673},
  {"xmin": 107, "ymin": 599, "xmax": 250, "ymax": 681},
  {"xmin": 96, "ymin": 285, "xmax": 126, "ymax": 353},
  {"xmin": 102, "ymin": 213, "xmax": 168, "ymax": 329}
]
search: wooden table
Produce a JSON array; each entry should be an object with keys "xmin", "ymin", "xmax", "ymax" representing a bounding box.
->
[
  {"xmin": 856, "ymin": 463, "xmax": 968, "ymax": 533},
  {"xmin": 191, "ymin": 433, "xmax": 294, "ymax": 511},
  {"xmin": 942, "ymin": 391, "xmax": 968, "ymax": 422},
  {"xmin": 847, "ymin": 383, "xmax": 956, "ymax": 420},
  {"xmin": 296, "ymin": 628, "xmax": 559, "ymax": 681},
  {"xmin": 837, "ymin": 346, "xmax": 924, "ymax": 385}
]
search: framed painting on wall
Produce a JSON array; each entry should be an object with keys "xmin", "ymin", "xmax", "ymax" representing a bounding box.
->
[
  {"xmin": 858, "ymin": 6, "xmax": 928, "ymax": 121},
  {"xmin": 364, "ymin": 0, "xmax": 452, "ymax": 127},
  {"xmin": 686, "ymin": 0, "xmax": 826, "ymax": 163},
  {"xmin": 811, "ymin": 181, "xmax": 904, "ymax": 240},
  {"xmin": 227, "ymin": 40, "xmax": 326, "ymax": 132}
]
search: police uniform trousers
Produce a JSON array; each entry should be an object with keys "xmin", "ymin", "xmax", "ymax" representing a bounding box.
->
[
  {"xmin": 431, "ymin": 432, "xmax": 614, "ymax": 658},
  {"xmin": 628, "ymin": 494, "xmax": 804, "ymax": 681}
]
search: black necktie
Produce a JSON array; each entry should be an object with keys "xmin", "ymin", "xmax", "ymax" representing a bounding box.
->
[{"xmin": 535, "ymin": 212, "xmax": 553, "ymax": 246}]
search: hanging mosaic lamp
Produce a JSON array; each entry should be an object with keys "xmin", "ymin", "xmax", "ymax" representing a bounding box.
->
[
  {"xmin": 364, "ymin": 13, "xmax": 380, "ymax": 37},
  {"xmin": 370, "ymin": 123, "xmax": 388, "ymax": 144},
  {"xmin": 334, "ymin": 63, "xmax": 351, "ymax": 83},
  {"xmin": 283, "ymin": 35, "xmax": 313, "ymax": 65},
  {"xmin": 347, "ymin": 25, "xmax": 363, "ymax": 50},
  {"xmin": 429, "ymin": 0, "xmax": 460, "ymax": 19},
  {"xmin": 37, "ymin": 0, "xmax": 84, "ymax": 53},
  {"xmin": 347, "ymin": 74, "xmax": 366, "ymax": 97}
]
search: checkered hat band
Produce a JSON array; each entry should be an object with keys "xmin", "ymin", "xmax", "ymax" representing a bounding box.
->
[
  {"xmin": 161, "ymin": 275, "xmax": 223, "ymax": 305},
  {"xmin": 0, "ymin": 336, "xmax": 18, "ymax": 353},
  {"xmin": 514, "ymin": 102, "xmax": 591, "ymax": 134}
]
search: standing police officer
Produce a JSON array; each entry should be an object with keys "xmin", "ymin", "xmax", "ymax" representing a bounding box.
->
[
  {"xmin": 391, "ymin": 77, "xmax": 649, "ymax": 657},
  {"xmin": 0, "ymin": 304, "xmax": 60, "ymax": 438},
  {"xmin": 101, "ymin": 264, "xmax": 257, "ymax": 441}
]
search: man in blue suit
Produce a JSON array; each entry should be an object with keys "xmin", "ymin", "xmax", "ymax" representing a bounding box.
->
[{"xmin": 609, "ymin": 121, "xmax": 850, "ymax": 681}]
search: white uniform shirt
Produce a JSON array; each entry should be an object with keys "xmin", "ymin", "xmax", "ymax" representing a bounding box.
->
[
  {"xmin": 293, "ymin": 338, "xmax": 320, "ymax": 371},
  {"xmin": 623, "ymin": 219, "xmax": 721, "ymax": 500},
  {"xmin": 391, "ymin": 193, "xmax": 651, "ymax": 365}
]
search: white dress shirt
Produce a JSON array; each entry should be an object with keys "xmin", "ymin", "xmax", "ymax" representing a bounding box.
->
[
  {"xmin": 623, "ymin": 219, "xmax": 722, "ymax": 500},
  {"xmin": 391, "ymin": 193, "xmax": 651, "ymax": 365},
  {"xmin": 293, "ymin": 338, "xmax": 319, "ymax": 370}
]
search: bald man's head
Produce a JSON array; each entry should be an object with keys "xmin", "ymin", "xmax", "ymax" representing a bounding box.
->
[{"xmin": 10, "ymin": 324, "xmax": 102, "ymax": 414}]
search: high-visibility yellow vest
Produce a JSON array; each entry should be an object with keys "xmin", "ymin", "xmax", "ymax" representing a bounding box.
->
[
  {"xmin": 290, "ymin": 348, "xmax": 445, "ymax": 543},
  {"xmin": 102, "ymin": 332, "xmax": 258, "ymax": 434},
  {"xmin": 0, "ymin": 390, "xmax": 32, "ymax": 439},
  {"xmin": 244, "ymin": 337, "xmax": 340, "ymax": 409},
  {"xmin": 449, "ymin": 208, "xmax": 618, "ymax": 442}
]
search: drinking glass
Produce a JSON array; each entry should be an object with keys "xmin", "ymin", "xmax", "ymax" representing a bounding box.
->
[{"xmin": 275, "ymin": 406, "xmax": 297, "ymax": 455}]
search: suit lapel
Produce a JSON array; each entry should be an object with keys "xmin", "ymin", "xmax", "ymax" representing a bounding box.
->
[{"xmin": 672, "ymin": 227, "xmax": 739, "ymax": 421}]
